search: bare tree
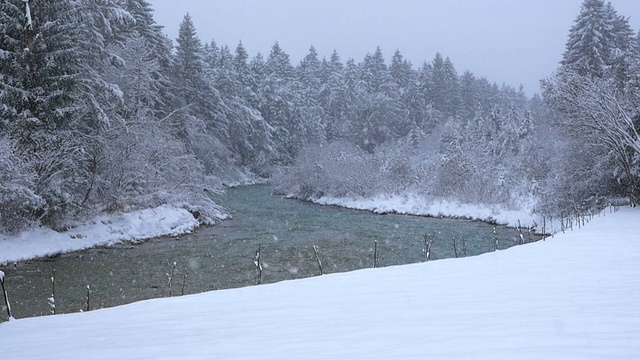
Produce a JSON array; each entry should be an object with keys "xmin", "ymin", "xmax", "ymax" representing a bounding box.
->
[{"xmin": 543, "ymin": 69, "xmax": 640, "ymax": 205}]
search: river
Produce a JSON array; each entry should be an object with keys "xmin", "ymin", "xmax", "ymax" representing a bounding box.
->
[{"xmin": 1, "ymin": 185, "xmax": 529, "ymax": 320}]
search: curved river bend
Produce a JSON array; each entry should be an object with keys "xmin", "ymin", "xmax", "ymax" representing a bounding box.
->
[{"xmin": 2, "ymin": 185, "xmax": 529, "ymax": 319}]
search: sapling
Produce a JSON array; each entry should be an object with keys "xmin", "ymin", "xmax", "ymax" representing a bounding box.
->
[
  {"xmin": 424, "ymin": 233, "xmax": 432, "ymax": 261},
  {"xmin": 48, "ymin": 269, "xmax": 56, "ymax": 315},
  {"xmin": 1, "ymin": 270, "xmax": 12, "ymax": 320},
  {"xmin": 181, "ymin": 268, "xmax": 188, "ymax": 296},
  {"xmin": 453, "ymin": 238, "xmax": 458, "ymax": 258},
  {"xmin": 312, "ymin": 245, "xmax": 324, "ymax": 275},
  {"xmin": 493, "ymin": 226, "xmax": 498, "ymax": 251},
  {"xmin": 166, "ymin": 261, "xmax": 177, "ymax": 297},
  {"xmin": 254, "ymin": 244, "xmax": 262, "ymax": 285},
  {"xmin": 577, "ymin": 210, "xmax": 581, "ymax": 229},
  {"xmin": 85, "ymin": 285, "xmax": 91, "ymax": 312},
  {"xmin": 463, "ymin": 238, "xmax": 467, "ymax": 257},
  {"xmin": 373, "ymin": 240, "xmax": 379, "ymax": 268},
  {"xmin": 516, "ymin": 220, "xmax": 525, "ymax": 245}
]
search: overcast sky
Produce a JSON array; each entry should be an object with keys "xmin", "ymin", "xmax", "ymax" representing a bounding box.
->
[{"xmin": 146, "ymin": 0, "xmax": 640, "ymax": 95}]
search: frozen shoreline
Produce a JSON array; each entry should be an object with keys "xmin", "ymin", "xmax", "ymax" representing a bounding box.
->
[
  {"xmin": 0, "ymin": 205, "xmax": 204, "ymax": 265},
  {"xmin": 299, "ymin": 192, "xmax": 541, "ymax": 228},
  {"xmin": 0, "ymin": 185, "xmax": 599, "ymax": 265}
]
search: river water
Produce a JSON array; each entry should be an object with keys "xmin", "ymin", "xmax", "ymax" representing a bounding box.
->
[{"xmin": 1, "ymin": 185, "xmax": 529, "ymax": 320}]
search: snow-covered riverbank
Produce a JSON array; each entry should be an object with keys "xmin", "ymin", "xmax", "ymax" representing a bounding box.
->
[
  {"xmin": 0, "ymin": 205, "xmax": 204, "ymax": 265},
  {"xmin": 304, "ymin": 192, "xmax": 539, "ymax": 228},
  {"xmin": 1, "ymin": 206, "xmax": 638, "ymax": 359},
  {"xmin": 1, "ymin": 186, "xmax": 536, "ymax": 266}
]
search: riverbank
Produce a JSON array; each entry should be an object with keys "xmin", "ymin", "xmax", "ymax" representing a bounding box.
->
[
  {"xmin": 1, "ymin": 184, "xmax": 533, "ymax": 266},
  {"xmin": 295, "ymin": 191, "xmax": 539, "ymax": 228},
  {"xmin": 1, "ymin": 205, "xmax": 638, "ymax": 358},
  {"xmin": 0, "ymin": 205, "xmax": 204, "ymax": 265},
  {"xmin": 0, "ymin": 178, "xmax": 274, "ymax": 265}
]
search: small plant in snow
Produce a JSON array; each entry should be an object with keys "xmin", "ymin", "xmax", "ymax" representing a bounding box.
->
[
  {"xmin": 166, "ymin": 261, "xmax": 177, "ymax": 297},
  {"xmin": 453, "ymin": 238, "xmax": 459, "ymax": 258},
  {"xmin": 181, "ymin": 268, "xmax": 188, "ymax": 296},
  {"xmin": 463, "ymin": 238, "xmax": 468, "ymax": 257},
  {"xmin": 423, "ymin": 233, "xmax": 433, "ymax": 261},
  {"xmin": 373, "ymin": 240, "xmax": 379, "ymax": 268},
  {"xmin": 48, "ymin": 269, "xmax": 56, "ymax": 315},
  {"xmin": 254, "ymin": 244, "xmax": 262, "ymax": 285},
  {"xmin": 1, "ymin": 270, "xmax": 13, "ymax": 320},
  {"xmin": 313, "ymin": 245, "xmax": 324, "ymax": 275},
  {"xmin": 85, "ymin": 285, "xmax": 91, "ymax": 312},
  {"xmin": 517, "ymin": 220, "xmax": 525, "ymax": 245}
]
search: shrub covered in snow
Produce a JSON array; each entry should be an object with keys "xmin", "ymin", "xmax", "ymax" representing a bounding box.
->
[{"xmin": 0, "ymin": 138, "xmax": 44, "ymax": 233}]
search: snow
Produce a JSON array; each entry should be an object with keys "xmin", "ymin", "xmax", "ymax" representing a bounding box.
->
[
  {"xmin": 311, "ymin": 192, "xmax": 539, "ymax": 227},
  {"xmin": 0, "ymin": 270, "xmax": 4, "ymax": 281},
  {"xmin": 1, "ymin": 207, "xmax": 638, "ymax": 359},
  {"xmin": 23, "ymin": 0, "xmax": 33, "ymax": 29},
  {"xmin": 0, "ymin": 205, "xmax": 199, "ymax": 265}
]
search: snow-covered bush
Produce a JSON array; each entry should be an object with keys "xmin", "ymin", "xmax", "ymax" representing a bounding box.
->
[
  {"xmin": 0, "ymin": 138, "xmax": 43, "ymax": 233},
  {"xmin": 275, "ymin": 141, "xmax": 381, "ymax": 198}
]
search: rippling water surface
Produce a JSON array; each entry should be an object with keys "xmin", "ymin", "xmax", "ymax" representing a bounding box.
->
[{"xmin": 1, "ymin": 185, "xmax": 529, "ymax": 319}]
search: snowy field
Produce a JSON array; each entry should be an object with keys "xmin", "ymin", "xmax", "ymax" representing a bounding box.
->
[
  {"xmin": 0, "ymin": 205, "xmax": 201, "ymax": 265},
  {"xmin": 1, "ymin": 206, "xmax": 638, "ymax": 359}
]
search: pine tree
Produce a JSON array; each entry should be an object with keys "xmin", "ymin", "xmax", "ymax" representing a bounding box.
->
[
  {"xmin": 562, "ymin": 0, "xmax": 615, "ymax": 77},
  {"xmin": 175, "ymin": 14, "xmax": 207, "ymax": 106},
  {"xmin": 607, "ymin": 3, "xmax": 639, "ymax": 87},
  {"xmin": 429, "ymin": 54, "xmax": 460, "ymax": 118},
  {"xmin": 390, "ymin": 49, "xmax": 413, "ymax": 90},
  {"xmin": 258, "ymin": 42, "xmax": 300, "ymax": 163},
  {"xmin": 0, "ymin": 0, "xmax": 89, "ymax": 226},
  {"xmin": 459, "ymin": 70, "xmax": 479, "ymax": 122},
  {"xmin": 173, "ymin": 14, "xmax": 231, "ymax": 174},
  {"xmin": 361, "ymin": 47, "xmax": 393, "ymax": 94},
  {"xmin": 546, "ymin": 0, "xmax": 640, "ymax": 206},
  {"xmin": 122, "ymin": 0, "xmax": 175, "ymax": 116},
  {"xmin": 296, "ymin": 46, "xmax": 326, "ymax": 145},
  {"xmin": 319, "ymin": 50, "xmax": 348, "ymax": 141}
]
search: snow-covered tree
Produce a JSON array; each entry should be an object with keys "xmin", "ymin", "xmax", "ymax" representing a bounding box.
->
[
  {"xmin": 0, "ymin": 137, "xmax": 42, "ymax": 233},
  {"xmin": 0, "ymin": 0, "xmax": 90, "ymax": 226},
  {"xmin": 432, "ymin": 54, "xmax": 461, "ymax": 118},
  {"xmin": 562, "ymin": 0, "xmax": 613, "ymax": 77},
  {"xmin": 173, "ymin": 14, "xmax": 232, "ymax": 175},
  {"xmin": 258, "ymin": 42, "xmax": 299, "ymax": 163},
  {"xmin": 543, "ymin": 70, "xmax": 640, "ymax": 204},
  {"xmin": 295, "ymin": 46, "xmax": 327, "ymax": 145},
  {"xmin": 545, "ymin": 0, "xmax": 640, "ymax": 207},
  {"xmin": 562, "ymin": 0, "xmax": 638, "ymax": 82}
]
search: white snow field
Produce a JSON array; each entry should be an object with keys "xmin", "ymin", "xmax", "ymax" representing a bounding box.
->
[{"xmin": 1, "ymin": 207, "xmax": 639, "ymax": 359}]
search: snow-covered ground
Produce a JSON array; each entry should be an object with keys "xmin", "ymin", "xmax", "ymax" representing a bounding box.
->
[
  {"xmin": 1, "ymin": 206, "xmax": 638, "ymax": 359},
  {"xmin": 0, "ymin": 205, "xmax": 200, "ymax": 265},
  {"xmin": 311, "ymin": 193, "xmax": 539, "ymax": 227}
]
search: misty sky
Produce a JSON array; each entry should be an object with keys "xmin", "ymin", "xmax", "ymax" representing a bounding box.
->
[{"xmin": 146, "ymin": 0, "xmax": 640, "ymax": 95}]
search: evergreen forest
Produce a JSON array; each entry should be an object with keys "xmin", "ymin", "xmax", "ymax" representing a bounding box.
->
[{"xmin": 1, "ymin": 0, "xmax": 639, "ymax": 234}]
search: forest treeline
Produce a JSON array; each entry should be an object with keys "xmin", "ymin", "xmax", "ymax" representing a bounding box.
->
[{"xmin": 1, "ymin": 0, "xmax": 639, "ymax": 234}]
